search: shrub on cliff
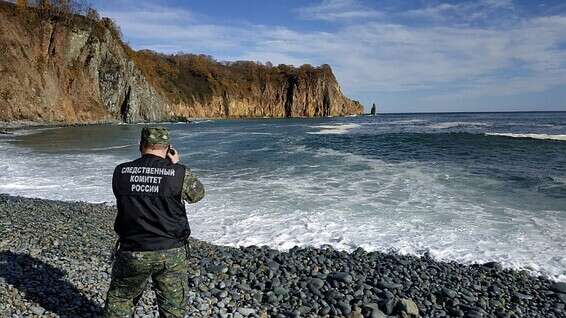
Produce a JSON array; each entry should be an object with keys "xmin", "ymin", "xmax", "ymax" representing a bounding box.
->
[
  {"xmin": 129, "ymin": 50, "xmax": 336, "ymax": 105},
  {"xmin": 100, "ymin": 17, "xmax": 122, "ymax": 41},
  {"xmin": 3, "ymin": 0, "xmax": 125, "ymax": 51}
]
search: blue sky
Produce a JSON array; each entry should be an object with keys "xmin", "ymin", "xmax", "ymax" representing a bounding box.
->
[{"xmin": 90, "ymin": 0, "xmax": 566, "ymax": 113}]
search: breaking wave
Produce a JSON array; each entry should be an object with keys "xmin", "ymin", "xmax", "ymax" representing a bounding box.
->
[
  {"xmin": 2, "ymin": 112, "xmax": 566, "ymax": 281},
  {"xmin": 307, "ymin": 123, "xmax": 361, "ymax": 135},
  {"xmin": 428, "ymin": 122, "xmax": 491, "ymax": 129},
  {"xmin": 485, "ymin": 133, "xmax": 566, "ymax": 141}
]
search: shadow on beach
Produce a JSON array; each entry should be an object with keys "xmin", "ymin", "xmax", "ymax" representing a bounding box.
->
[{"xmin": 0, "ymin": 251, "xmax": 102, "ymax": 317}]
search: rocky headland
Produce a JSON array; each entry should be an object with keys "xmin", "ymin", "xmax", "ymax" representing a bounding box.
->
[
  {"xmin": 1, "ymin": 194, "xmax": 565, "ymax": 318},
  {"xmin": 0, "ymin": 1, "xmax": 363, "ymax": 125}
]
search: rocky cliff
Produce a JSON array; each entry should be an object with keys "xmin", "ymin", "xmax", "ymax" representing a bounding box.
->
[{"xmin": 0, "ymin": 2, "xmax": 363, "ymax": 124}]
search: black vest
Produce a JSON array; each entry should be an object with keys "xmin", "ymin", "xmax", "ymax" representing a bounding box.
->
[{"xmin": 112, "ymin": 154, "xmax": 189, "ymax": 251}]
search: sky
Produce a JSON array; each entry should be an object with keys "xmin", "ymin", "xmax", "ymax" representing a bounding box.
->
[{"xmin": 88, "ymin": 0, "xmax": 566, "ymax": 113}]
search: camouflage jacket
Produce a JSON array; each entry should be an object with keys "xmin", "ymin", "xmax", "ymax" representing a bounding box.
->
[{"xmin": 181, "ymin": 168, "xmax": 205, "ymax": 204}]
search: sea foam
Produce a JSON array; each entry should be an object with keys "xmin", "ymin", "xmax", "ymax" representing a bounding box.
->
[
  {"xmin": 486, "ymin": 133, "xmax": 566, "ymax": 141},
  {"xmin": 428, "ymin": 122, "xmax": 491, "ymax": 129},
  {"xmin": 307, "ymin": 123, "xmax": 361, "ymax": 134},
  {"xmin": 2, "ymin": 115, "xmax": 566, "ymax": 282}
]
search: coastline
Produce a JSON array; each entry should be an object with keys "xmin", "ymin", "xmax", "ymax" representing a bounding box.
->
[
  {"xmin": 1, "ymin": 194, "xmax": 565, "ymax": 317},
  {"xmin": 0, "ymin": 119, "xmax": 187, "ymax": 132},
  {"xmin": 0, "ymin": 119, "xmax": 122, "ymax": 133},
  {"xmin": 0, "ymin": 118, "xmax": 211, "ymax": 135},
  {"xmin": 0, "ymin": 115, "xmax": 357, "ymax": 133}
]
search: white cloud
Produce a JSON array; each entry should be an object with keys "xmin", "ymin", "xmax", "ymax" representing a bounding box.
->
[
  {"xmin": 404, "ymin": 0, "xmax": 516, "ymax": 24},
  {"xmin": 103, "ymin": 3, "xmax": 193, "ymax": 25},
  {"xmin": 296, "ymin": 0, "xmax": 383, "ymax": 21},
  {"xmin": 100, "ymin": 3, "xmax": 254, "ymax": 52}
]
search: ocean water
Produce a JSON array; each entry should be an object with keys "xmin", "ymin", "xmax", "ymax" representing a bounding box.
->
[{"xmin": 1, "ymin": 112, "xmax": 566, "ymax": 281}]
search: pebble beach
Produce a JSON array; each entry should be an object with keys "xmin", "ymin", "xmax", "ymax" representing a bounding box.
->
[{"xmin": 1, "ymin": 194, "xmax": 565, "ymax": 317}]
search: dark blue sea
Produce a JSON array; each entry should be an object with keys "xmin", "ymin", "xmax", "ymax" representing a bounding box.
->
[{"xmin": 1, "ymin": 112, "xmax": 565, "ymax": 280}]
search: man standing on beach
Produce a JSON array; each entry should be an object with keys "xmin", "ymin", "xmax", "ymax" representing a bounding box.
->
[{"xmin": 104, "ymin": 127, "xmax": 205, "ymax": 318}]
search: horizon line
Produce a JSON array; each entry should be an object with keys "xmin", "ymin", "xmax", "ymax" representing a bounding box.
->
[{"xmin": 375, "ymin": 110, "xmax": 566, "ymax": 115}]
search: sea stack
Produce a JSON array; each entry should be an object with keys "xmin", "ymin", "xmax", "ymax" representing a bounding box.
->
[{"xmin": 370, "ymin": 103, "xmax": 377, "ymax": 115}]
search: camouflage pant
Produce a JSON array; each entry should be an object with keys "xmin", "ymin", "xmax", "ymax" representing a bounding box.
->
[{"xmin": 104, "ymin": 246, "xmax": 189, "ymax": 318}]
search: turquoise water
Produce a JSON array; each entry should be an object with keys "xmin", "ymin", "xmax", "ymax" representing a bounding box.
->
[{"xmin": 1, "ymin": 112, "xmax": 565, "ymax": 280}]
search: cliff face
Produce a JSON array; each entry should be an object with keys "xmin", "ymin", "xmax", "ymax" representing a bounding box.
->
[
  {"xmin": 0, "ymin": 3, "xmax": 363, "ymax": 124},
  {"xmin": 0, "ymin": 3, "xmax": 169, "ymax": 123},
  {"xmin": 168, "ymin": 70, "xmax": 363, "ymax": 119},
  {"xmin": 141, "ymin": 56, "xmax": 364, "ymax": 119}
]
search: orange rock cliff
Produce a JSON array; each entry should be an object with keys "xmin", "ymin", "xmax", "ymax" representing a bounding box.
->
[{"xmin": 0, "ymin": 2, "xmax": 364, "ymax": 124}]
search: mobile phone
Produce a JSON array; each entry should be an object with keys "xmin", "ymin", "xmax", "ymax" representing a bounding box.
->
[{"xmin": 168, "ymin": 147, "xmax": 176, "ymax": 156}]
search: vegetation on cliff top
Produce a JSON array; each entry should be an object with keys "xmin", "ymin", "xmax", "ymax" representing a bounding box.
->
[
  {"xmin": 1, "ymin": 0, "xmax": 122, "ymax": 41},
  {"xmin": 130, "ymin": 49, "xmax": 337, "ymax": 105}
]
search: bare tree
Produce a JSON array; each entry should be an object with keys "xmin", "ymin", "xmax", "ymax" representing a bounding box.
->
[
  {"xmin": 35, "ymin": 0, "xmax": 52, "ymax": 19},
  {"xmin": 85, "ymin": 7, "xmax": 99, "ymax": 22},
  {"xmin": 55, "ymin": 0, "xmax": 70, "ymax": 15},
  {"xmin": 101, "ymin": 17, "xmax": 122, "ymax": 40},
  {"xmin": 37, "ymin": 0, "xmax": 51, "ymax": 10}
]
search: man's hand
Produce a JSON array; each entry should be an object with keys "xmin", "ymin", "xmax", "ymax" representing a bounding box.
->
[{"xmin": 167, "ymin": 148, "xmax": 180, "ymax": 164}]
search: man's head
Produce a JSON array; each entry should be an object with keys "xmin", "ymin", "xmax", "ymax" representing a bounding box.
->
[{"xmin": 140, "ymin": 127, "xmax": 170, "ymax": 156}]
